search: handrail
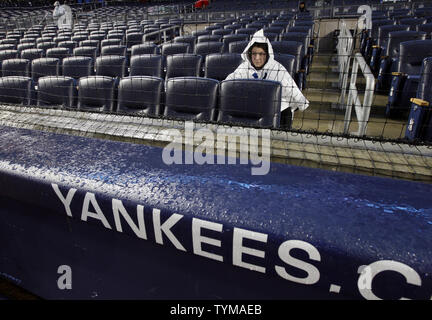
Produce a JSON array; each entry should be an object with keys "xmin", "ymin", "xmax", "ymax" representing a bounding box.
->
[
  {"xmin": 336, "ymin": 19, "xmax": 354, "ymax": 109},
  {"xmin": 344, "ymin": 52, "xmax": 375, "ymax": 137},
  {"xmin": 142, "ymin": 24, "xmax": 182, "ymax": 43}
]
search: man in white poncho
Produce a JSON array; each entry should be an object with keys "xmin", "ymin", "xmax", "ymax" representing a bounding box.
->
[{"xmin": 225, "ymin": 29, "xmax": 309, "ymax": 129}]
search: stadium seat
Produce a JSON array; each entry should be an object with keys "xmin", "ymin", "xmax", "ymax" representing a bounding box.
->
[
  {"xmin": 117, "ymin": 76, "xmax": 164, "ymax": 115},
  {"xmin": 173, "ymin": 36, "xmax": 196, "ymax": 52},
  {"xmin": 73, "ymin": 46, "xmax": 98, "ymax": 61},
  {"xmin": 1, "ymin": 58, "xmax": 30, "ymax": 77},
  {"xmin": 62, "ymin": 56, "xmax": 93, "ymax": 79},
  {"xmin": 386, "ymin": 40, "xmax": 432, "ymax": 119},
  {"xmin": 20, "ymin": 48, "xmax": 44, "ymax": 62},
  {"xmin": 204, "ymin": 53, "xmax": 242, "ymax": 81},
  {"xmin": 58, "ymin": 41, "xmax": 77, "ymax": 53},
  {"xmin": 377, "ymin": 31, "xmax": 427, "ymax": 91},
  {"xmin": 0, "ymin": 50, "xmax": 19, "ymax": 64},
  {"xmin": 197, "ymin": 35, "xmax": 222, "ymax": 43},
  {"xmin": 77, "ymin": 76, "xmax": 116, "ymax": 112},
  {"xmin": 218, "ymin": 79, "xmax": 281, "ymax": 128},
  {"xmin": 274, "ymin": 53, "xmax": 296, "ymax": 77},
  {"xmin": 280, "ymin": 32, "xmax": 312, "ymax": 72},
  {"xmin": 271, "ymin": 41, "xmax": 305, "ymax": 89},
  {"xmin": 222, "ymin": 34, "xmax": 249, "ymax": 52},
  {"xmin": 0, "ymin": 44, "xmax": 17, "ymax": 51},
  {"xmin": 361, "ymin": 19, "xmax": 394, "ymax": 59},
  {"xmin": 95, "ymin": 55, "xmax": 127, "ymax": 79},
  {"xmin": 0, "ymin": 76, "xmax": 35, "ymax": 105},
  {"xmin": 228, "ymin": 40, "xmax": 249, "ymax": 54},
  {"xmin": 164, "ymin": 77, "xmax": 219, "ymax": 121},
  {"xmin": 405, "ymin": 57, "xmax": 432, "ymax": 142},
  {"xmin": 31, "ymin": 57, "xmax": 60, "ymax": 82},
  {"xmin": 101, "ymin": 45, "xmax": 127, "ymax": 57},
  {"xmin": 165, "ymin": 54, "xmax": 202, "ymax": 79},
  {"xmin": 101, "ymin": 39, "xmax": 122, "ymax": 47},
  {"xmin": 235, "ymin": 28, "xmax": 257, "ymax": 38},
  {"xmin": 160, "ymin": 42, "xmax": 191, "ymax": 56},
  {"xmin": 194, "ymin": 42, "xmax": 224, "ymax": 62},
  {"xmin": 36, "ymin": 41, "xmax": 56, "ymax": 51},
  {"xmin": 192, "ymin": 29, "xmax": 212, "ymax": 37},
  {"xmin": 37, "ymin": 76, "xmax": 77, "ymax": 108},
  {"xmin": 54, "ymin": 36, "xmax": 71, "ymax": 45},
  {"xmin": 398, "ymin": 18, "xmax": 427, "ymax": 31},
  {"xmin": 129, "ymin": 54, "xmax": 164, "ymax": 77},
  {"xmin": 212, "ymin": 29, "xmax": 233, "ymax": 37},
  {"xmin": 79, "ymin": 40, "xmax": 100, "ymax": 51},
  {"xmin": 126, "ymin": 32, "xmax": 144, "ymax": 48},
  {"xmin": 369, "ymin": 25, "xmax": 410, "ymax": 72},
  {"xmin": 16, "ymin": 43, "xmax": 36, "ymax": 53},
  {"xmin": 46, "ymin": 47, "xmax": 70, "ymax": 62},
  {"xmin": 131, "ymin": 43, "xmax": 159, "ymax": 55},
  {"xmin": 418, "ymin": 23, "xmax": 432, "ymax": 38}
]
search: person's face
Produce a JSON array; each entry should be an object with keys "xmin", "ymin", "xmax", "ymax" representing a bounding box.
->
[{"xmin": 251, "ymin": 47, "xmax": 267, "ymax": 68}]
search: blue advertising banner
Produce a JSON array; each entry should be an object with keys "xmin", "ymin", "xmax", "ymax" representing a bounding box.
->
[{"xmin": 0, "ymin": 125, "xmax": 431, "ymax": 300}]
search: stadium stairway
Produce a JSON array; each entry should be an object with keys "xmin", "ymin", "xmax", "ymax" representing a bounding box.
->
[{"xmin": 297, "ymin": 51, "xmax": 408, "ymax": 139}]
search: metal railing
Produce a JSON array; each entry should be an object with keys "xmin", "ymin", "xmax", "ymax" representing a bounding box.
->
[
  {"xmin": 343, "ymin": 52, "xmax": 375, "ymax": 136},
  {"xmin": 336, "ymin": 19, "xmax": 354, "ymax": 109},
  {"xmin": 142, "ymin": 24, "xmax": 182, "ymax": 43}
]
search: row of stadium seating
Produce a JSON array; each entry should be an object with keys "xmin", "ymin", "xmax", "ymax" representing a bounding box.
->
[
  {"xmin": 0, "ymin": 75, "xmax": 283, "ymax": 128},
  {"xmin": 356, "ymin": 6, "xmax": 432, "ymax": 141}
]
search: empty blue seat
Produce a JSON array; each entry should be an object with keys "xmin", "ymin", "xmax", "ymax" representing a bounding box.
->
[
  {"xmin": 101, "ymin": 45, "xmax": 127, "ymax": 57},
  {"xmin": 129, "ymin": 54, "xmax": 163, "ymax": 77},
  {"xmin": 164, "ymin": 77, "xmax": 219, "ymax": 121},
  {"xmin": 398, "ymin": 18, "xmax": 427, "ymax": 31},
  {"xmin": 0, "ymin": 76, "xmax": 35, "ymax": 105},
  {"xmin": 271, "ymin": 41, "xmax": 305, "ymax": 89},
  {"xmin": 222, "ymin": 34, "xmax": 249, "ymax": 52},
  {"xmin": 377, "ymin": 31, "xmax": 427, "ymax": 91},
  {"xmin": 174, "ymin": 35, "xmax": 196, "ymax": 52},
  {"xmin": 212, "ymin": 29, "xmax": 233, "ymax": 37},
  {"xmin": 405, "ymin": 57, "xmax": 432, "ymax": 142},
  {"xmin": 36, "ymin": 41, "xmax": 56, "ymax": 51},
  {"xmin": 0, "ymin": 49, "xmax": 19, "ymax": 64},
  {"xmin": 131, "ymin": 43, "xmax": 159, "ymax": 55},
  {"xmin": 77, "ymin": 76, "xmax": 116, "ymax": 112},
  {"xmin": 204, "ymin": 53, "xmax": 242, "ymax": 81},
  {"xmin": 166, "ymin": 54, "xmax": 202, "ymax": 79},
  {"xmin": 62, "ymin": 56, "xmax": 93, "ymax": 79},
  {"xmin": 274, "ymin": 53, "xmax": 296, "ymax": 77},
  {"xmin": 228, "ymin": 40, "xmax": 249, "ymax": 54},
  {"xmin": 369, "ymin": 25, "xmax": 410, "ymax": 72},
  {"xmin": 218, "ymin": 79, "xmax": 282, "ymax": 128},
  {"xmin": 46, "ymin": 47, "xmax": 70, "ymax": 62},
  {"xmin": 58, "ymin": 41, "xmax": 77, "ymax": 53},
  {"xmin": 161, "ymin": 42, "xmax": 191, "ymax": 56},
  {"xmin": 37, "ymin": 76, "xmax": 77, "ymax": 108},
  {"xmin": 117, "ymin": 76, "xmax": 164, "ymax": 115},
  {"xmin": 95, "ymin": 55, "xmax": 127, "ymax": 78},
  {"xmin": 0, "ymin": 44, "xmax": 17, "ymax": 51},
  {"xmin": 2, "ymin": 58, "xmax": 30, "ymax": 77},
  {"xmin": 197, "ymin": 34, "xmax": 222, "ymax": 43},
  {"xmin": 20, "ymin": 48, "xmax": 44, "ymax": 62},
  {"xmin": 73, "ymin": 46, "xmax": 98, "ymax": 61},
  {"xmin": 31, "ymin": 57, "xmax": 60, "ymax": 82},
  {"xmin": 101, "ymin": 39, "xmax": 122, "ymax": 47},
  {"xmin": 386, "ymin": 40, "xmax": 432, "ymax": 119},
  {"xmin": 194, "ymin": 42, "xmax": 224, "ymax": 62},
  {"xmin": 235, "ymin": 28, "xmax": 257, "ymax": 38},
  {"xmin": 126, "ymin": 32, "xmax": 144, "ymax": 48}
]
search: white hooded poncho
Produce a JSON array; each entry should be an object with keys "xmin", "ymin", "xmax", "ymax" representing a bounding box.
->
[{"xmin": 225, "ymin": 29, "xmax": 309, "ymax": 116}]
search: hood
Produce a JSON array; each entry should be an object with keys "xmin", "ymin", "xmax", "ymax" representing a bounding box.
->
[{"xmin": 241, "ymin": 29, "xmax": 275, "ymax": 67}]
